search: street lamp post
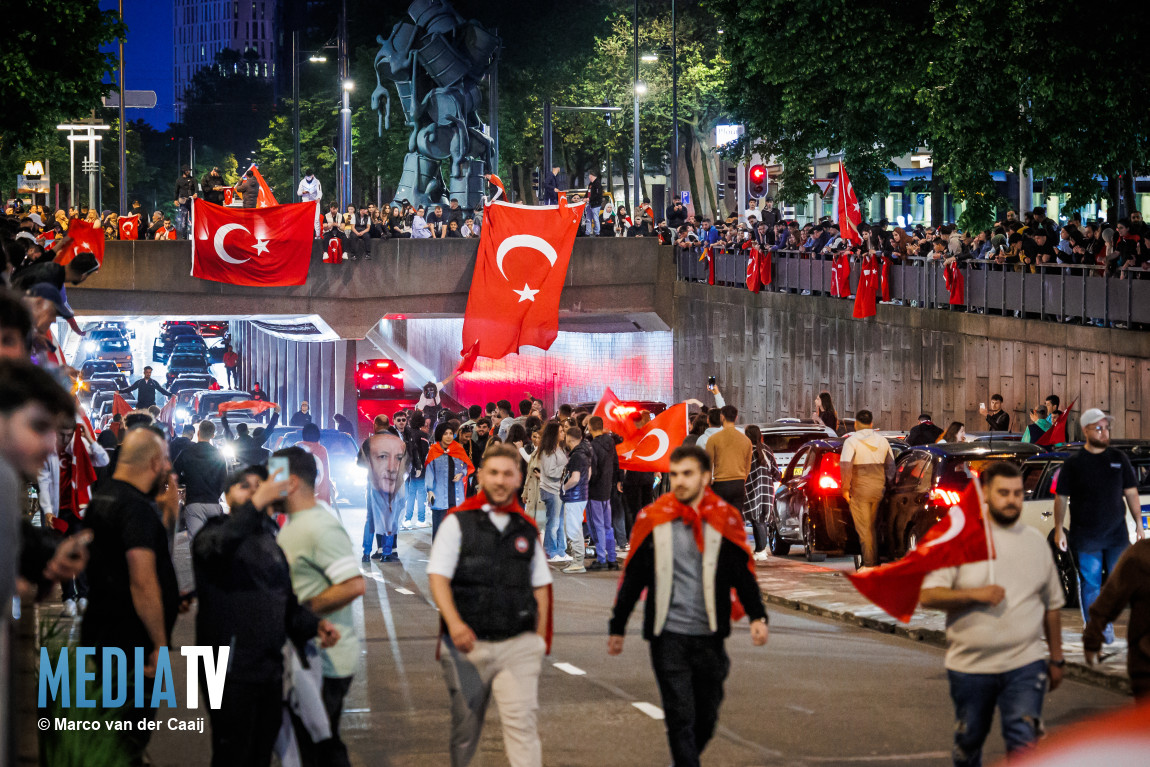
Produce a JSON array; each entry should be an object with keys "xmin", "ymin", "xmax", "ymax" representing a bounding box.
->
[
  {"xmin": 337, "ymin": 0, "xmax": 352, "ymax": 211},
  {"xmin": 292, "ymin": 29, "xmax": 300, "ymax": 202},
  {"xmin": 671, "ymin": 0, "xmax": 678, "ymax": 203},
  {"xmin": 633, "ymin": 0, "xmax": 641, "ymax": 213},
  {"xmin": 117, "ymin": 0, "xmax": 127, "ymax": 215}
]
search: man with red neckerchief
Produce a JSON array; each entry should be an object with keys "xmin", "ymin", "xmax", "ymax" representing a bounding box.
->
[
  {"xmin": 608, "ymin": 445, "xmax": 768, "ymax": 767},
  {"xmin": 428, "ymin": 442, "xmax": 552, "ymax": 767}
]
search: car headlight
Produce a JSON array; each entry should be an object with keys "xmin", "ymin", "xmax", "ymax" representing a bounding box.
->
[
  {"xmin": 84, "ymin": 342, "xmax": 97, "ymax": 352},
  {"xmin": 220, "ymin": 444, "xmax": 236, "ymax": 460},
  {"xmin": 176, "ymin": 408, "xmax": 189, "ymax": 420},
  {"xmin": 354, "ymin": 467, "xmax": 367, "ymax": 486}
]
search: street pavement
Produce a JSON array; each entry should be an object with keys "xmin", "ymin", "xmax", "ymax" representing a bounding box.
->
[{"xmin": 133, "ymin": 504, "xmax": 1130, "ymax": 767}]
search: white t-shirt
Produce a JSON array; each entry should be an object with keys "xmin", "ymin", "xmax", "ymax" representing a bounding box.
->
[
  {"xmin": 922, "ymin": 519, "xmax": 1065, "ymax": 674},
  {"xmin": 428, "ymin": 509, "xmax": 552, "ymax": 588}
]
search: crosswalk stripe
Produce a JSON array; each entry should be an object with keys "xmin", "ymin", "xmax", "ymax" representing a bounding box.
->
[
  {"xmin": 631, "ymin": 702, "xmax": 664, "ymax": 720},
  {"xmin": 552, "ymin": 662, "xmax": 586, "ymax": 676}
]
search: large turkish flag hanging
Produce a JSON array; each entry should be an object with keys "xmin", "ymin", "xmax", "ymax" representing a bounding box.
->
[
  {"xmin": 54, "ymin": 219, "xmax": 105, "ymax": 265},
  {"xmin": 461, "ymin": 180, "xmax": 584, "ymax": 359},
  {"xmin": 118, "ymin": 214, "xmax": 140, "ymax": 241},
  {"xmin": 191, "ymin": 199, "xmax": 317, "ymax": 286},
  {"xmin": 616, "ymin": 403, "xmax": 690, "ymax": 473}
]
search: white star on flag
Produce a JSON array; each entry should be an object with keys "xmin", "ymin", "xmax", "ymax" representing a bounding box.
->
[
  {"xmin": 513, "ymin": 283, "xmax": 540, "ymax": 302},
  {"xmin": 253, "ymin": 239, "xmax": 270, "ymax": 255}
]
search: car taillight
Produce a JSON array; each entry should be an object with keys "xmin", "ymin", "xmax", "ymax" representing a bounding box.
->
[
  {"xmin": 817, "ymin": 474, "xmax": 839, "ymax": 490},
  {"xmin": 930, "ymin": 488, "xmax": 962, "ymax": 506}
]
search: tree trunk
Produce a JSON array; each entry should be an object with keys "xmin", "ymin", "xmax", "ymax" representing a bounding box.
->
[
  {"xmin": 683, "ymin": 129, "xmax": 701, "ymax": 218},
  {"xmin": 1107, "ymin": 174, "xmax": 1119, "ymax": 224},
  {"xmin": 929, "ymin": 172, "xmax": 944, "ymax": 227},
  {"xmin": 694, "ymin": 126, "xmax": 718, "ymax": 219},
  {"xmin": 1123, "ymin": 167, "xmax": 1137, "ymax": 219}
]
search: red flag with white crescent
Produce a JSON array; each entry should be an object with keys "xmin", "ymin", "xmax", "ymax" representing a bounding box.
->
[
  {"xmin": 245, "ymin": 164, "xmax": 279, "ymax": 208},
  {"xmin": 853, "ymin": 253, "xmax": 879, "ymax": 319},
  {"xmin": 460, "ymin": 176, "xmax": 584, "ymax": 359},
  {"xmin": 191, "ymin": 199, "xmax": 317, "ymax": 286},
  {"xmin": 616, "ymin": 403, "xmax": 689, "ymax": 473},
  {"xmin": 880, "ymin": 254, "xmax": 892, "ymax": 302},
  {"xmin": 592, "ymin": 387, "xmax": 640, "ymax": 441},
  {"xmin": 744, "ymin": 244, "xmax": 761, "ymax": 293},
  {"xmin": 845, "ymin": 481, "xmax": 993, "ymax": 622},
  {"xmin": 760, "ymin": 247, "xmax": 773, "ymax": 286},
  {"xmin": 830, "ymin": 251, "xmax": 851, "ymax": 297},
  {"xmin": 54, "ymin": 219, "xmax": 105, "ymax": 265},
  {"xmin": 118, "ymin": 214, "xmax": 140, "ymax": 241},
  {"xmin": 836, "ymin": 160, "xmax": 862, "ymax": 245}
]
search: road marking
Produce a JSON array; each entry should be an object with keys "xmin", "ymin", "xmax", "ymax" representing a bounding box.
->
[
  {"xmin": 804, "ymin": 753, "xmax": 951, "ymax": 763},
  {"xmin": 552, "ymin": 662, "xmax": 586, "ymax": 676},
  {"xmin": 366, "ymin": 571, "xmax": 385, "ymax": 582},
  {"xmin": 631, "ymin": 702, "xmax": 664, "ymax": 720},
  {"xmin": 394, "ymin": 587, "xmax": 415, "ymax": 595},
  {"xmin": 343, "ymin": 708, "xmax": 371, "ymax": 713},
  {"xmin": 786, "ymin": 703, "xmax": 815, "ymax": 715}
]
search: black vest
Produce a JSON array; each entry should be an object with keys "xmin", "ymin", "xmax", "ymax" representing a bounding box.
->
[{"xmin": 450, "ymin": 510, "xmax": 539, "ymax": 641}]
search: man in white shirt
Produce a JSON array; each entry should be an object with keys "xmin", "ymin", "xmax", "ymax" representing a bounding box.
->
[
  {"xmin": 297, "ymin": 169, "xmax": 323, "ymax": 237},
  {"xmin": 840, "ymin": 409, "xmax": 894, "ymax": 568},
  {"xmin": 428, "ymin": 442, "xmax": 551, "ymax": 767},
  {"xmin": 920, "ymin": 461, "xmax": 1065, "ymax": 767}
]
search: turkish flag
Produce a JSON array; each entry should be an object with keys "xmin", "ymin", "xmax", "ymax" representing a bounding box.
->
[
  {"xmin": 830, "ymin": 251, "xmax": 851, "ymax": 297},
  {"xmin": 54, "ymin": 219, "xmax": 105, "ymax": 265},
  {"xmin": 218, "ymin": 400, "xmax": 279, "ymax": 415},
  {"xmin": 460, "ymin": 182, "xmax": 584, "ymax": 359},
  {"xmin": 324, "ymin": 237, "xmax": 343, "ymax": 264},
  {"xmin": 1036, "ymin": 397, "xmax": 1077, "ymax": 447},
  {"xmin": 118, "ymin": 214, "xmax": 140, "ymax": 241},
  {"xmin": 245, "ymin": 164, "xmax": 278, "ymax": 208},
  {"xmin": 836, "ymin": 160, "xmax": 862, "ymax": 245},
  {"xmin": 853, "ymin": 253, "xmax": 879, "ymax": 319},
  {"xmin": 191, "ymin": 199, "xmax": 317, "ymax": 287},
  {"xmin": 944, "ymin": 260, "xmax": 965, "ymax": 305},
  {"xmin": 745, "ymin": 245, "xmax": 761, "ymax": 293},
  {"xmin": 616, "ymin": 403, "xmax": 689, "ymax": 473},
  {"xmin": 846, "ymin": 481, "xmax": 993, "ymax": 622},
  {"xmin": 1008, "ymin": 697, "xmax": 1150, "ymax": 767},
  {"xmin": 760, "ymin": 247, "xmax": 773, "ymax": 286},
  {"xmin": 880, "ymin": 255, "xmax": 892, "ymax": 302},
  {"xmin": 70, "ymin": 429, "xmax": 98, "ymax": 517},
  {"xmin": 592, "ymin": 387, "xmax": 640, "ymax": 441},
  {"xmin": 112, "ymin": 393, "xmax": 134, "ymax": 417},
  {"xmin": 456, "ymin": 340, "xmax": 480, "ymax": 374}
]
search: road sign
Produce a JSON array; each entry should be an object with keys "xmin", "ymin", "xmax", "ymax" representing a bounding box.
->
[
  {"xmin": 680, "ymin": 191, "xmax": 690, "ymax": 205},
  {"xmin": 813, "ymin": 178, "xmax": 834, "ymax": 196},
  {"xmin": 103, "ymin": 90, "xmax": 158, "ymax": 109}
]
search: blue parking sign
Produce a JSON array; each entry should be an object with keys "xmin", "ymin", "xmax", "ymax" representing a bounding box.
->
[{"xmin": 681, "ymin": 191, "xmax": 690, "ymax": 205}]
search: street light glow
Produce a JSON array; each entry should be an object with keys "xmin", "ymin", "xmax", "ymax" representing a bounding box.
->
[
  {"xmin": 343, "ymin": 80, "xmax": 355, "ymax": 91},
  {"xmin": 641, "ymin": 53, "xmax": 659, "ymax": 62},
  {"xmin": 309, "ymin": 55, "xmax": 327, "ymax": 63},
  {"xmin": 634, "ymin": 80, "xmax": 648, "ymax": 95}
]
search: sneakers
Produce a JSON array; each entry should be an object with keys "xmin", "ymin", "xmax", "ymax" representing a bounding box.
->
[
  {"xmin": 380, "ymin": 553, "xmax": 400, "ymax": 563},
  {"xmin": 753, "ymin": 549, "xmax": 769, "ymax": 562},
  {"xmin": 371, "ymin": 551, "xmax": 385, "ymax": 561},
  {"xmin": 362, "ymin": 554, "xmax": 371, "ymax": 563},
  {"xmin": 607, "ymin": 562, "xmax": 620, "ymax": 571},
  {"xmin": 401, "ymin": 520, "xmax": 413, "ymax": 530},
  {"xmin": 561, "ymin": 564, "xmax": 586, "ymax": 574},
  {"xmin": 77, "ymin": 597, "xmax": 88, "ymax": 613},
  {"xmin": 63, "ymin": 599, "xmax": 78, "ymax": 617},
  {"xmin": 547, "ymin": 554, "xmax": 568, "ymax": 563},
  {"xmin": 587, "ymin": 561, "xmax": 608, "ymax": 571},
  {"xmin": 416, "ymin": 519, "xmax": 431, "ymax": 528}
]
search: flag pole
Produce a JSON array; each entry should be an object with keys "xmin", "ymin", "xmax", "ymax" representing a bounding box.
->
[{"xmin": 972, "ymin": 472, "xmax": 995, "ymax": 585}]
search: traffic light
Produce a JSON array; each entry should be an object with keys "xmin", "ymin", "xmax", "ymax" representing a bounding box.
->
[
  {"xmin": 532, "ymin": 168, "xmax": 540, "ymax": 192},
  {"xmin": 748, "ymin": 164, "xmax": 768, "ymax": 199}
]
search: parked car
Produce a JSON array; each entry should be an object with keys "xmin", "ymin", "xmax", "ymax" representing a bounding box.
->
[
  {"xmin": 355, "ymin": 358, "xmax": 405, "ymax": 392},
  {"xmin": 153, "ymin": 325, "xmax": 201, "ymax": 363},
  {"xmin": 880, "ymin": 441, "xmax": 1044, "ymax": 560},
  {"xmin": 1018, "ymin": 441, "xmax": 1150, "ymax": 607},
  {"xmin": 89, "ymin": 371, "xmax": 130, "ymax": 390},
  {"xmin": 754, "ymin": 422, "xmax": 839, "ymax": 477},
  {"xmin": 194, "ymin": 390, "xmax": 254, "ymax": 421},
  {"xmin": 78, "ymin": 378, "xmax": 118, "ymax": 405},
  {"xmin": 75, "ymin": 328, "xmax": 134, "ymax": 371},
  {"xmin": 165, "ymin": 353, "xmax": 211, "ymax": 384},
  {"xmin": 91, "ymin": 390, "xmax": 134, "ymax": 416},
  {"xmin": 197, "ymin": 320, "xmax": 229, "ymax": 338},
  {"xmin": 78, "ymin": 359, "xmax": 120, "ymax": 381},
  {"xmin": 83, "ymin": 320, "xmax": 136, "ymax": 339},
  {"xmin": 771, "ymin": 438, "xmax": 910, "ymax": 561},
  {"xmin": 170, "ymin": 375, "xmax": 216, "ymax": 394}
]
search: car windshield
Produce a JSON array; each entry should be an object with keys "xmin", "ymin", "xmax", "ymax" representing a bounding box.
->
[
  {"xmin": 99, "ymin": 339, "xmax": 129, "ymax": 350},
  {"xmin": 170, "ymin": 354, "xmax": 206, "ymax": 367},
  {"xmin": 321, "ymin": 432, "xmax": 358, "ymax": 459},
  {"xmin": 937, "ymin": 454, "xmax": 1031, "ymax": 487},
  {"xmin": 764, "ymin": 433, "xmax": 825, "ymax": 453},
  {"xmin": 83, "ymin": 361, "xmax": 117, "ymax": 374}
]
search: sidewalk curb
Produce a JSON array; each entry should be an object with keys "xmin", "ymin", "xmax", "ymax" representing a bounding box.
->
[{"xmin": 763, "ymin": 591, "xmax": 1132, "ymax": 696}]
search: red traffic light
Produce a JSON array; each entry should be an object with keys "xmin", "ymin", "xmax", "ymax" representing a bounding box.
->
[{"xmin": 749, "ymin": 165, "xmax": 766, "ymax": 183}]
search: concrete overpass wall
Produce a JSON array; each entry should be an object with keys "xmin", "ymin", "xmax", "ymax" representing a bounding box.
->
[{"xmin": 673, "ymin": 281, "xmax": 1150, "ymax": 438}]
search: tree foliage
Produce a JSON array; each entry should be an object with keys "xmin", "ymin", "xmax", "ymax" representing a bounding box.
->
[{"xmin": 0, "ymin": 0, "xmax": 126, "ymax": 154}]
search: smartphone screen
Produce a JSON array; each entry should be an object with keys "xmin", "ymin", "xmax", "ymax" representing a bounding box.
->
[
  {"xmin": 267, "ymin": 457, "xmax": 290, "ymax": 497},
  {"xmin": 708, "ymin": 376, "xmax": 716, "ymax": 387}
]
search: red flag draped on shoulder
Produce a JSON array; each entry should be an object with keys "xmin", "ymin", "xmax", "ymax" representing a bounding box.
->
[
  {"xmin": 836, "ymin": 160, "xmax": 862, "ymax": 245},
  {"xmin": 191, "ymin": 199, "xmax": 316, "ymax": 286},
  {"xmin": 622, "ymin": 487, "xmax": 754, "ymax": 621},
  {"xmin": 845, "ymin": 481, "xmax": 993, "ymax": 622},
  {"xmin": 592, "ymin": 387, "xmax": 640, "ymax": 441},
  {"xmin": 54, "ymin": 219, "xmax": 105, "ymax": 265},
  {"xmin": 616, "ymin": 403, "xmax": 689, "ymax": 473},
  {"xmin": 1035, "ymin": 397, "xmax": 1077, "ymax": 447},
  {"xmin": 460, "ymin": 175, "xmax": 583, "ymax": 360},
  {"xmin": 830, "ymin": 250, "xmax": 851, "ymax": 297},
  {"xmin": 944, "ymin": 260, "xmax": 965, "ymax": 306},
  {"xmin": 245, "ymin": 164, "xmax": 279, "ymax": 208},
  {"xmin": 425, "ymin": 440, "xmax": 475, "ymax": 476},
  {"xmin": 853, "ymin": 252, "xmax": 879, "ymax": 318}
]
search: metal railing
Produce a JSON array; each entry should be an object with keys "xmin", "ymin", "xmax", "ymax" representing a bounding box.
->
[{"xmin": 674, "ymin": 246, "xmax": 1150, "ymax": 327}]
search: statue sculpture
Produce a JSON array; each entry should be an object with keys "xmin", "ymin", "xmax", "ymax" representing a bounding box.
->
[{"xmin": 372, "ymin": 0, "xmax": 500, "ymax": 214}]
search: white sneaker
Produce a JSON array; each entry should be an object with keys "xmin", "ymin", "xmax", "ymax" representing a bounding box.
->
[
  {"xmin": 77, "ymin": 597, "xmax": 89, "ymax": 613},
  {"xmin": 401, "ymin": 520, "xmax": 413, "ymax": 530},
  {"xmin": 63, "ymin": 599, "xmax": 78, "ymax": 617},
  {"xmin": 548, "ymin": 555, "xmax": 566, "ymax": 563},
  {"xmin": 417, "ymin": 519, "xmax": 431, "ymax": 528},
  {"xmin": 561, "ymin": 565, "xmax": 587, "ymax": 574},
  {"xmin": 557, "ymin": 554, "xmax": 573, "ymax": 563},
  {"xmin": 754, "ymin": 550, "xmax": 769, "ymax": 562}
]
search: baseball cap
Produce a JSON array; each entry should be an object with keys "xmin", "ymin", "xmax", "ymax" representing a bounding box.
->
[
  {"xmin": 1079, "ymin": 408, "xmax": 1110, "ymax": 428},
  {"xmin": 25, "ymin": 283, "xmax": 74, "ymax": 319},
  {"xmin": 14, "ymin": 231, "xmax": 35, "ymax": 244}
]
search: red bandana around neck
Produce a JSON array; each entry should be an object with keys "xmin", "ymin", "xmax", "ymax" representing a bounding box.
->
[{"xmin": 425, "ymin": 440, "xmax": 475, "ymax": 477}]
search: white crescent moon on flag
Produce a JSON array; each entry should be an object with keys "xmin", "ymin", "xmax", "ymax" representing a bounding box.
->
[
  {"xmin": 213, "ymin": 223, "xmax": 251, "ymax": 265},
  {"xmin": 495, "ymin": 234, "xmax": 557, "ymax": 281},
  {"xmin": 921, "ymin": 505, "xmax": 965, "ymax": 549},
  {"xmin": 633, "ymin": 429, "xmax": 670, "ymax": 462}
]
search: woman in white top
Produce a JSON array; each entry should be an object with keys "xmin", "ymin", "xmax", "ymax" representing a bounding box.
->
[{"xmin": 535, "ymin": 422, "xmax": 569, "ymax": 562}]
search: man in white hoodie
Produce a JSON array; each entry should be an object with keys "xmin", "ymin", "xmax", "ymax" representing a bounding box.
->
[{"xmin": 840, "ymin": 410, "xmax": 894, "ymax": 569}]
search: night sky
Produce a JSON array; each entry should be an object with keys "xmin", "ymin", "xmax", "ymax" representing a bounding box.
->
[{"xmin": 101, "ymin": 0, "xmax": 176, "ymax": 129}]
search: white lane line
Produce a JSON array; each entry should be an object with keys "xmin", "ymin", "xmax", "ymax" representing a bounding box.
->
[
  {"xmin": 552, "ymin": 662, "xmax": 586, "ymax": 676},
  {"xmin": 394, "ymin": 587, "xmax": 415, "ymax": 595},
  {"xmin": 632, "ymin": 702, "xmax": 664, "ymax": 720}
]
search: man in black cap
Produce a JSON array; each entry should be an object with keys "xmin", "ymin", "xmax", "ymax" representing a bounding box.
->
[
  {"xmin": 201, "ymin": 166, "xmax": 227, "ymax": 205},
  {"xmin": 12, "ymin": 251, "xmax": 99, "ymax": 293},
  {"xmin": 174, "ymin": 165, "xmax": 198, "ymax": 238}
]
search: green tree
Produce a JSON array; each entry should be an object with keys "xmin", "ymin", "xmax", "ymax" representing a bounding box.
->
[{"xmin": 0, "ymin": 1, "xmax": 125, "ymax": 154}]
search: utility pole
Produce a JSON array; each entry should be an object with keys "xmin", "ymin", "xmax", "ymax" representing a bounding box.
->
[
  {"xmin": 632, "ymin": 0, "xmax": 641, "ymax": 212},
  {"xmin": 337, "ymin": 0, "xmax": 352, "ymax": 210},
  {"xmin": 671, "ymin": 0, "xmax": 678, "ymax": 201},
  {"xmin": 292, "ymin": 29, "xmax": 301, "ymax": 202},
  {"xmin": 117, "ymin": 0, "xmax": 127, "ymax": 214}
]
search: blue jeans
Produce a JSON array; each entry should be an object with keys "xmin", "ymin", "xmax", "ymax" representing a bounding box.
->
[
  {"xmin": 562, "ymin": 500, "xmax": 587, "ymax": 568},
  {"xmin": 947, "ymin": 660, "xmax": 1048, "ymax": 767},
  {"xmin": 404, "ymin": 475, "xmax": 426, "ymax": 522},
  {"xmin": 431, "ymin": 507, "xmax": 448, "ymax": 540},
  {"xmin": 378, "ymin": 533, "xmax": 397, "ymax": 557},
  {"xmin": 1075, "ymin": 542, "xmax": 1129, "ymax": 642},
  {"xmin": 588, "ymin": 500, "xmax": 616, "ymax": 563},
  {"xmin": 541, "ymin": 491, "xmax": 564, "ymax": 558},
  {"xmin": 589, "ymin": 206, "xmax": 601, "ymax": 235},
  {"xmin": 361, "ymin": 510, "xmax": 377, "ymax": 557}
]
